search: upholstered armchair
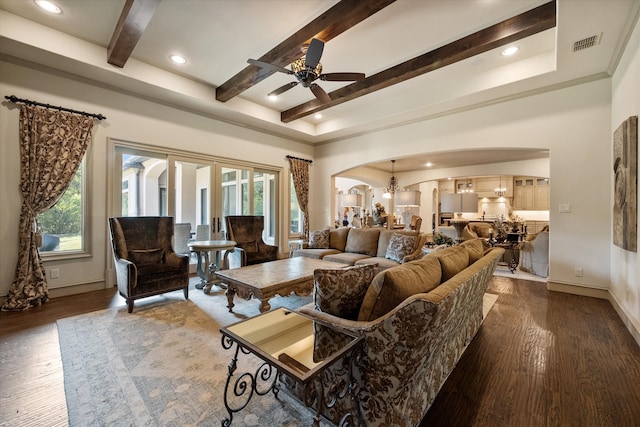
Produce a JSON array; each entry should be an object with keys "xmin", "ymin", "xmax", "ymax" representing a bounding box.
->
[
  {"xmin": 518, "ymin": 229, "xmax": 549, "ymax": 277},
  {"xmin": 410, "ymin": 215, "xmax": 422, "ymax": 231},
  {"xmin": 224, "ymin": 215, "xmax": 278, "ymax": 266},
  {"xmin": 108, "ymin": 216, "xmax": 190, "ymax": 313}
]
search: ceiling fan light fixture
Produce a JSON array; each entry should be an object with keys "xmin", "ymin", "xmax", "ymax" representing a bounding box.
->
[
  {"xmin": 268, "ymin": 94, "xmax": 278, "ymax": 102},
  {"xmin": 291, "ymin": 58, "xmax": 322, "ymax": 77}
]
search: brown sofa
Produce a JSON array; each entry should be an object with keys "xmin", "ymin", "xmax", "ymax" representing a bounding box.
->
[
  {"xmin": 293, "ymin": 227, "xmax": 427, "ymax": 272},
  {"xmin": 286, "ymin": 239, "xmax": 504, "ymax": 426}
]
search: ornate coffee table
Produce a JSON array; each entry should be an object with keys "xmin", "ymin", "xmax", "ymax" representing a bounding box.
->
[
  {"xmin": 215, "ymin": 257, "xmax": 346, "ymax": 313},
  {"xmin": 220, "ymin": 308, "xmax": 363, "ymax": 426}
]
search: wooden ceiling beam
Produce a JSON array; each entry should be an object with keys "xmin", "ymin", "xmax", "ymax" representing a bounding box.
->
[
  {"xmin": 215, "ymin": 0, "xmax": 396, "ymax": 103},
  {"xmin": 107, "ymin": 0, "xmax": 162, "ymax": 68},
  {"xmin": 281, "ymin": 0, "xmax": 556, "ymax": 123}
]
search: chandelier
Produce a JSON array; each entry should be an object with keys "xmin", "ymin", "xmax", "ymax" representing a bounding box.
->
[
  {"xmin": 495, "ymin": 176, "xmax": 507, "ymax": 197},
  {"xmin": 382, "ymin": 160, "xmax": 399, "ymax": 199}
]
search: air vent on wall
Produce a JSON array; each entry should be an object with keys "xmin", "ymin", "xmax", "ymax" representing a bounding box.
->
[{"xmin": 572, "ymin": 33, "xmax": 602, "ymax": 52}]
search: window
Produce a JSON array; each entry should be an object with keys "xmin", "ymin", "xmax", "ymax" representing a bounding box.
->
[
  {"xmin": 37, "ymin": 158, "xmax": 86, "ymax": 253},
  {"xmin": 290, "ymin": 175, "xmax": 303, "ymax": 236}
]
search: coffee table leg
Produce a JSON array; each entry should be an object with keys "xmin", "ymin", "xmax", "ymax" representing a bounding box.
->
[
  {"xmin": 258, "ymin": 299, "xmax": 271, "ymax": 313},
  {"xmin": 226, "ymin": 286, "xmax": 235, "ymax": 312}
]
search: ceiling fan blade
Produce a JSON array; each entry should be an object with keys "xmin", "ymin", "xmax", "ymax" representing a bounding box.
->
[
  {"xmin": 310, "ymin": 83, "xmax": 331, "ymax": 103},
  {"xmin": 247, "ymin": 59, "xmax": 293, "ymax": 75},
  {"xmin": 268, "ymin": 82, "xmax": 298, "ymax": 97},
  {"xmin": 320, "ymin": 72, "xmax": 366, "ymax": 82},
  {"xmin": 305, "ymin": 38, "xmax": 324, "ymax": 69}
]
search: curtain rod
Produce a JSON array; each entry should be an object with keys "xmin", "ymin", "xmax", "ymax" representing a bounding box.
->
[
  {"xmin": 286, "ymin": 155, "xmax": 313, "ymax": 164},
  {"xmin": 4, "ymin": 95, "xmax": 107, "ymax": 120}
]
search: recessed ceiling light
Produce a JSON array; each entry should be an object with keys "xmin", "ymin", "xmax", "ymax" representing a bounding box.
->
[
  {"xmin": 314, "ymin": 113, "xmax": 322, "ymax": 119},
  {"xmin": 268, "ymin": 94, "xmax": 278, "ymax": 102},
  {"xmin": 169, "ymin": 54, "xmax": 187, "ymax": 64},
  {"xmin": 425, "ymin": 162, "xmax": 433, "ymax": 167},
  {"xmin": 35, "ymin": 0, "xmax": 61, "ymax": 14},
  {"xmin": 501, "ymin": 46, "xmax": 519, "ymax": 56}
]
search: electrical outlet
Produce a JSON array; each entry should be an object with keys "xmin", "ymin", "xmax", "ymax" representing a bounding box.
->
[
  {"xmin": 559, "ymin": 204, "xmax": 571, "ymax": 213},
  {"xmin": 51, "ymin": 268, "xmax": 59, "ymax": 279},
  {"xmin": 574, "ymin": 267, "xmax": 583, "ymax": 277}
]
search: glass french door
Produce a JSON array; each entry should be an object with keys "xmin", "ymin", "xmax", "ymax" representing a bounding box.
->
[
  {"xmin": 216, "ymin": 163, "xmax": 278, "ymax": 245},
  {"xmin": 167, "ymin": 156, "xmax": 215, "ymax": 242},
  {"xmin": 112, "ymin": 145, "xmax": 279, "ymax": 257}
]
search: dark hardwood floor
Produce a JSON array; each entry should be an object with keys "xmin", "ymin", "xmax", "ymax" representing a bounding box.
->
[
  {"xmin": 423, "ymin": 276, "xmax": 640, "ymax": 427},
  {"xmin": 1, "ymin": 276, "xmax": 639, "ymax": 426}
]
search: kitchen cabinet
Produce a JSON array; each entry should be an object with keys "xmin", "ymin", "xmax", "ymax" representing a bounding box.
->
[{"xmin": 513, "ymin": 177, "xmax": 549, "ymax": 210}]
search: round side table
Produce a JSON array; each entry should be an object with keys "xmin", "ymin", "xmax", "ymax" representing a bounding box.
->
[{"xmin": 189, "ymin": 240, "xmax": 236, "ymax": 294}]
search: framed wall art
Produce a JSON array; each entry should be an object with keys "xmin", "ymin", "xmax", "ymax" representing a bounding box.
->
[{"xmin": 613, "ymin": 115, "xmax": 638, "ymax": 252}]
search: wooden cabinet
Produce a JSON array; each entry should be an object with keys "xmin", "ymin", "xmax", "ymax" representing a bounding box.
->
[
  {"xmin": 453, "ymin": 177, "xmax": 512, "ymax": 198},
  {"xmin": 512, "ymin": 177, "xmax": 549, "ymax": 210}
]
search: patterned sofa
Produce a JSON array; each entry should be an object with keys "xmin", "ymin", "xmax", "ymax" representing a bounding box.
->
[
  {"xmin": 293, "ymin": 227, "xmax": 427, "ymax": 272},
  {"xmin": 287, "ymin": 239, "xmax": 504, "ymax": 426}
]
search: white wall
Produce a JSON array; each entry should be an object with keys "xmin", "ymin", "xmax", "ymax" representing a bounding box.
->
[
  {"xmin": 312, "ymin": 79, "xmax": 612, "ymax": 291},
  {"xmin": 611, "ymin": 16, "xmax": 640, "ymax": 340},
  {"xmin": 0, "ymin": 59, "xmax": 313, "ymax": 298}
]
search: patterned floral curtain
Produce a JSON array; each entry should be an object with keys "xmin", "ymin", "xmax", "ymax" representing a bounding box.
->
[
  {"xmin": 288, "ymin": 157, "xmax": 311, "ymax": 241},
  {"xmin": 2, "ymin": 105, "xmax": 95, "ymax": 311}
]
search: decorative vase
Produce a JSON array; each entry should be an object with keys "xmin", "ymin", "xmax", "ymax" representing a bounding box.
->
[{"xmin": 373, "ymin": 215, "xmax": 387, "ymax": 226}]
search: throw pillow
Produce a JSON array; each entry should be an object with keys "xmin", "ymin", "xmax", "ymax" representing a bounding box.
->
[
  {"xmin": 128, "ymin": 248, "xmax": 164, "ymax": 265},
  {"xmin": 459, "ymin": 238, "xmax": 484, "ymax": 264},
  {"xmin": 385, "ymin": 233, "xmax": 418, "ymax": 262},
  {"xmin": 358, "ymin": 256, "xmax": 442, "ymax": 321},
  {"xmin": 428, "ymin": 246, "xmax": 470, "ymax": 281},
  {"xmin": 314, "ymin": 264, "xmax": 377, "ymax": 320},
  {"xmin": 344, "ymin": 228, "xmax": 380, "ymax": 256},
  {"xmin": 308, "ymin": 228, "xmax": 330, "ymax": 249}
]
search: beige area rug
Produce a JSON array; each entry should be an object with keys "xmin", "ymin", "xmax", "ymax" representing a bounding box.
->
[
  {"xmin": 57, "ymin": 287, "xmax": 499, "ymax": 426},
  {"xmin": 493, "ymin": 264, "xmax": 548, "ymax": 283},
  {"xmin": 57, "ymin": 290, "xmax": 317, "ymax": 427}
]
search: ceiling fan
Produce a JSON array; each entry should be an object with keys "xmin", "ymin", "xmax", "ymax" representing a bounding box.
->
[{"xmin": 247, "ymin": 38, "xmax": 365, "ymax": 103}]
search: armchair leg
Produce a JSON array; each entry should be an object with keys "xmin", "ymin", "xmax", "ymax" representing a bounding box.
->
[
  {"xmin": 183, "ymin": 286, "xmax": 189, "ymax": 300},
  {"xmin": 127, "ymin": 299, "xmax": 134, "ymax": 313}
]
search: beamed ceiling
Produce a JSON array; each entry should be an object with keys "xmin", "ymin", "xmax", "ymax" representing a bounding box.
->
[{"xmin": 0, "ymin": 0, "xmax": 638, "ymax": 172}]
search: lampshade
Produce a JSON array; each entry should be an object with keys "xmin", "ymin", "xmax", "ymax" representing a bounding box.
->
[
  {"xmin": 440, "ymin": 193, "xmax": 478, "ymax": 213},
  {"xmin": 395, "ymin": 190, "xmax": 421, "ymax": 207},
  {"xmin": 342, "ymin": 193, "xmax": 362, "ymax": 207}
]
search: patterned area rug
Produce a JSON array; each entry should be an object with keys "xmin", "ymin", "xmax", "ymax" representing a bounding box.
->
[
  {"xmin": 57, "ymin": 288, "xmax": 499, "ymax": 426},
  {"xmin": 493, "ymin": 265, "xmax": 548, "ymax": 282},
  {"xmin": 57, "ymin": 290, "xmax": 317, "ymax": 426}
]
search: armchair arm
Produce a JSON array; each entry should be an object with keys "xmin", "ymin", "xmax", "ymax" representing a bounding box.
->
[
  {"xmin": 231, "ymin": 247, "xmax": 249, "ymax": 266},
  {"xmin": 113, "ymin": 258, "xmax": 137, "ymax": 290},
  {"xmin": 165, "ymin": 252, "xmax": 189, "ymax": 270},
  {"xmin": 259, "ymin": 242, "xmax": 278, "ymax": 258}
]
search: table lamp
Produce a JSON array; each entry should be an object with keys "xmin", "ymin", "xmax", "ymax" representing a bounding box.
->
[
  {"xmin": 395, "ymin": 190, "xmax": 421, "ymax": 230},
  {"xmin": 440, "ymin": 193, "xmax": 478, "ymax": 243}
]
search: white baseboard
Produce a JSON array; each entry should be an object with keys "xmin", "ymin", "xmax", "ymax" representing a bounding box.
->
[
  {"xmin": 48, "ymin": 281, "xmax": 108, "ymax": 298},
  {"xmin": 548, "ymin": 281, "xmax": 640, "ymax": 348},
  {"xmin": 547, "ymin": 281, "xmax": 609, "ymax": 299},
  {"xmin": 608, "ymin": 292, "xmax": 640, "ymax": 348}
]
